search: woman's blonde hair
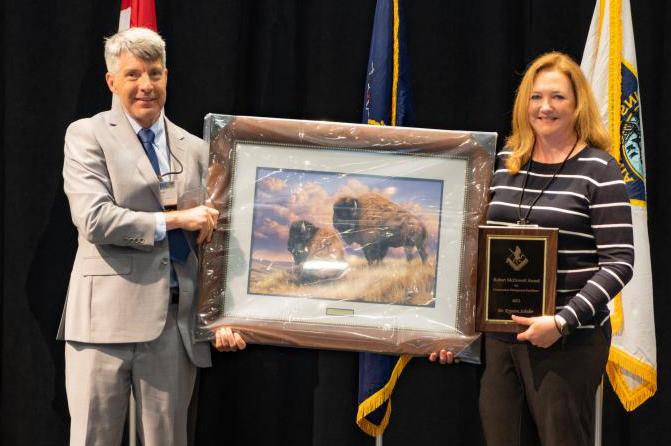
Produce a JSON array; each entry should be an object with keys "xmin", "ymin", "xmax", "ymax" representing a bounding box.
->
[{"xmin": 505, "ymin": 52, "xmax": 610, "ymax": 174}]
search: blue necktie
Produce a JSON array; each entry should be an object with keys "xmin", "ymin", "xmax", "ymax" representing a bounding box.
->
[{"xmin": 138, "ymin": 128, "xmax": 191, "ymax": 264}]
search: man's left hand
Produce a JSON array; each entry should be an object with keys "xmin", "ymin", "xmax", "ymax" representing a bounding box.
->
[
  {"xmin": 428, "ymin": 349, "xmax": 457, "ymax": 364},
  {"xmin": 212, "ymin": 326, "xmax": 247, "ymax": 352},
  {"xmin": 512, "ymin": 315, "xmax": 561, "ymax": 348}
]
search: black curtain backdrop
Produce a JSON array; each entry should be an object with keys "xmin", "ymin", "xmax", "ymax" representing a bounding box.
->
[{"xmin": 3, "ymin": 1, "xmax": 670, "ymax": 445}]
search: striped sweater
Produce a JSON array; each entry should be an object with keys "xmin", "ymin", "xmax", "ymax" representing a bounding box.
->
[{"xmin": 487, "ymin": 147, "xmax": 634, "ymax": 334}]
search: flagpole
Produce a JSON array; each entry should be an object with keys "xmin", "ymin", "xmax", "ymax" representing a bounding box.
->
[{"xmin": 594, "ymin": 379, "xmax": 603, "ymax": 446}]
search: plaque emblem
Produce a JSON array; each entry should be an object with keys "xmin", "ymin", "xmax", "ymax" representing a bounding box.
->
[{"xmin": 505, "ymin": 245, "xmax": 528, "ymax": 271}]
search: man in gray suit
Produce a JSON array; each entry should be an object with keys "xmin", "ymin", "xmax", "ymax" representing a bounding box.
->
[{"xmin": 59, "ymin": 27, "xmax": 245, "ymax": 445}]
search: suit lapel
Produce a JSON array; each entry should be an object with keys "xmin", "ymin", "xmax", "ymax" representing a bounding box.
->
[{"xmin": 106, "ymin": 101, "xmax": 162, "ymax": 205}]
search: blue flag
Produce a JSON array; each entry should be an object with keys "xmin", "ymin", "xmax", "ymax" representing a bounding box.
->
[
  {"xmin": 356, "ymin": 0, "xmax": 414, "ymax": 437},
  {"xmin": 362, "ymin": 0, "xmax": 415, "ymax": 127}
]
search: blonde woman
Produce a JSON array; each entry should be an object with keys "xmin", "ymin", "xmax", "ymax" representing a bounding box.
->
[{"xmin": 432, "ymin": 52, "xmax": 634, "ymax": 445}]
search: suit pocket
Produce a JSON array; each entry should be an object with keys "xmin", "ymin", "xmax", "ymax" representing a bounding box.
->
[{"xmin": 82, "ymin": 255, "xmax": 132, "ymax": 276}]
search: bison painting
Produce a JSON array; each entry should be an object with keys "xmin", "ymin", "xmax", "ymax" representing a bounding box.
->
[
  {"xmin": 332, "ymin": 192, "xmax": 428, "ymax": 264},
  {"xmin": 287, "ymin": 220, "xmax": 347, "ymax": 281}
]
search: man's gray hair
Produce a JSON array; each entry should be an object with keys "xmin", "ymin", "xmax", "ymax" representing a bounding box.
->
[{"xmin": 104, "ymin": 27, "xmax": 167, "ymax": 74}]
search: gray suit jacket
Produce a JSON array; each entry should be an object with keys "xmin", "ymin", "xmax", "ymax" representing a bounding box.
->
[{"xmin": 58, "ymin": 101, "xmax": 211, "ymax": 368}]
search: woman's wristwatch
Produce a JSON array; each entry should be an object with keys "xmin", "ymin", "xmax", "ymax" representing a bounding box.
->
[{"xmin": 554, "ymin": 315, "xmax": 570, "ymax": 336}]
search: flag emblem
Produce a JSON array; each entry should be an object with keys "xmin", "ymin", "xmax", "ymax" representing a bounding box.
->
[{"xmin": 619, "ymin": 65, "xmax": 645, "ymax": 200}]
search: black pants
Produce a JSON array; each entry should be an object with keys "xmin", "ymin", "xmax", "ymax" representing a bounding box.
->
[{"xmin": 479, "ymin": 328, "xmax": 610, "ymax": 446}]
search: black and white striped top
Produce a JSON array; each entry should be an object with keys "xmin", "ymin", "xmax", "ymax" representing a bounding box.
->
[{"xmin": 487, "ymin": 146, "xmax": 634, "ymax": 334}]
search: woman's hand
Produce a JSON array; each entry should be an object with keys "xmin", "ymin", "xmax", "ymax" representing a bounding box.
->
[
  {"xmin": 512, "ymin": 315, "xmax": 562, "ymax": 348},
  {"xmin": 212, "ymin": 326, "xmax": 247, "ymax": 352},
  {"xmin": 428, "ymin": 349, "xmax": 456, "ymax": 365}
]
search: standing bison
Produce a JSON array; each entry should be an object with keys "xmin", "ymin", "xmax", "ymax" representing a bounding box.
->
[
  {"xmin": 332, "ymin": 192, "xmax": 428, "ymax": 264},
  {"xmin": 287, "ymin": 220, "xmax": 347, "ymax": 282}
]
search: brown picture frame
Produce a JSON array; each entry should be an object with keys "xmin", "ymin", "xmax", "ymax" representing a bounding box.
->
[{"xmin": 195, "ymin": 115, "xmax": 497, "ymax": 355}]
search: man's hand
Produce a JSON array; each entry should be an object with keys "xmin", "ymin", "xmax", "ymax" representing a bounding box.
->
[
  {"xmin": 164, "ymin": 205, "xmax": 219, "ymax": 244},
  {"xmin": 428, "ymin": 349, "xmax": 456, "ymax": 365},
  {"xmin": 513, "ymin": 315, "xmax": 562, "ymax": 348},
  {"xmin": 212, "ymin": 326, "xmax": 247, "ymax": 352}
]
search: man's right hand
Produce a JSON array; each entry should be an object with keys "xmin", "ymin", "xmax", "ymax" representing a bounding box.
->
[{"xmin": 164, "ymin": 205, "xmax": 219, "ymax": 243}]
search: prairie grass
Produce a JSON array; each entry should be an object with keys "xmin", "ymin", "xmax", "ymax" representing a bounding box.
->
[{"xmin": 249, "ymin": 257, "xmax": 436, "ymax": 306}]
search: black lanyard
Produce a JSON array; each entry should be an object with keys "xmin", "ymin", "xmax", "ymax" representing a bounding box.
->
[{"xmin": 516, "ymin": 139, "xmax": 579, "ymax": 225}]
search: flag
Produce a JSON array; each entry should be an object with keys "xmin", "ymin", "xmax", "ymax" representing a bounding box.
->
[
  {"xmin": 118, "ymin": 0, "xmax": 157, "ymax": 31},
  {"xmin": 581, "ymin": 0, "xmax": 657, "ymax": 411},
  {"xmin": 362, "ymin": 0, "xmax": 414, "ymax": 127},
  {"xmin": 356, "ymin": 0, "xmax": 414, "ymax": 437}
]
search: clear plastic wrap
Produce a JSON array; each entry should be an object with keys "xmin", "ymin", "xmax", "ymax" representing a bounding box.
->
[{"xmin": 195, "ymin": 114, "xmax": 496, "ymax": 360}]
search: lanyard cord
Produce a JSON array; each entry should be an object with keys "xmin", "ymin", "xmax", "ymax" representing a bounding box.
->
[
  {"xmin": 160, "ymin": 148, "xmax": 184, "ymax": 179},
  {"xmin": 517, "ymin": 139, "xmax": 579, "ymax": 225},
  {"xmin": 155, "ymin": 143, "xmax": 184, "ymax": 180}
]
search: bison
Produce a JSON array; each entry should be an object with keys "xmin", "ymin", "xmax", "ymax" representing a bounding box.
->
[
  {"xmin": 332, "ymin": 192, "xmax": 428, "ymax": 264},
  {"xmin": 287, "ymin": 220, "xmax": 347, "ymax": 282}
]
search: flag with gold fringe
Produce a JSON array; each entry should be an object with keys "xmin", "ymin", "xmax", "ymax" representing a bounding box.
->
[
  {"xmin": 356, "ymin": 0, "xmax": 414, "ymax": 437},
  {"xmin": 581, "ymin": 0, "xmax": 657, "ymax": 411}
]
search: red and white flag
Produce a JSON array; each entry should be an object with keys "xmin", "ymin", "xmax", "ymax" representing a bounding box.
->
[{"xmin": 119, "ymin": 0, "xmax": 157, "ymax": 31}]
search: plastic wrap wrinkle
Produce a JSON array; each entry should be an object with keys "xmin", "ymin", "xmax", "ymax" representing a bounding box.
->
[{"xmin": 196, "ymin": 115, "xmax": 496, "ymax": 358}]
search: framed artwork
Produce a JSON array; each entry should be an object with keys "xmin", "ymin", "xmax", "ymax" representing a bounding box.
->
[{"xmin": 196, "ymin": 115, "xmax": 496, "ymax": 355}]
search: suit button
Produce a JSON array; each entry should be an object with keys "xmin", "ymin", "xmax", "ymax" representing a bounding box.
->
[{"xmin": 161, "ymin": 257, "xmax": 169, "ymax": 265}]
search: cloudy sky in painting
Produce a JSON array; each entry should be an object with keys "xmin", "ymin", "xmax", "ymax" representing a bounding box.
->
[{"xmin": 250, "ymin": 167, "xmax": 444, "ymax": 261}]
